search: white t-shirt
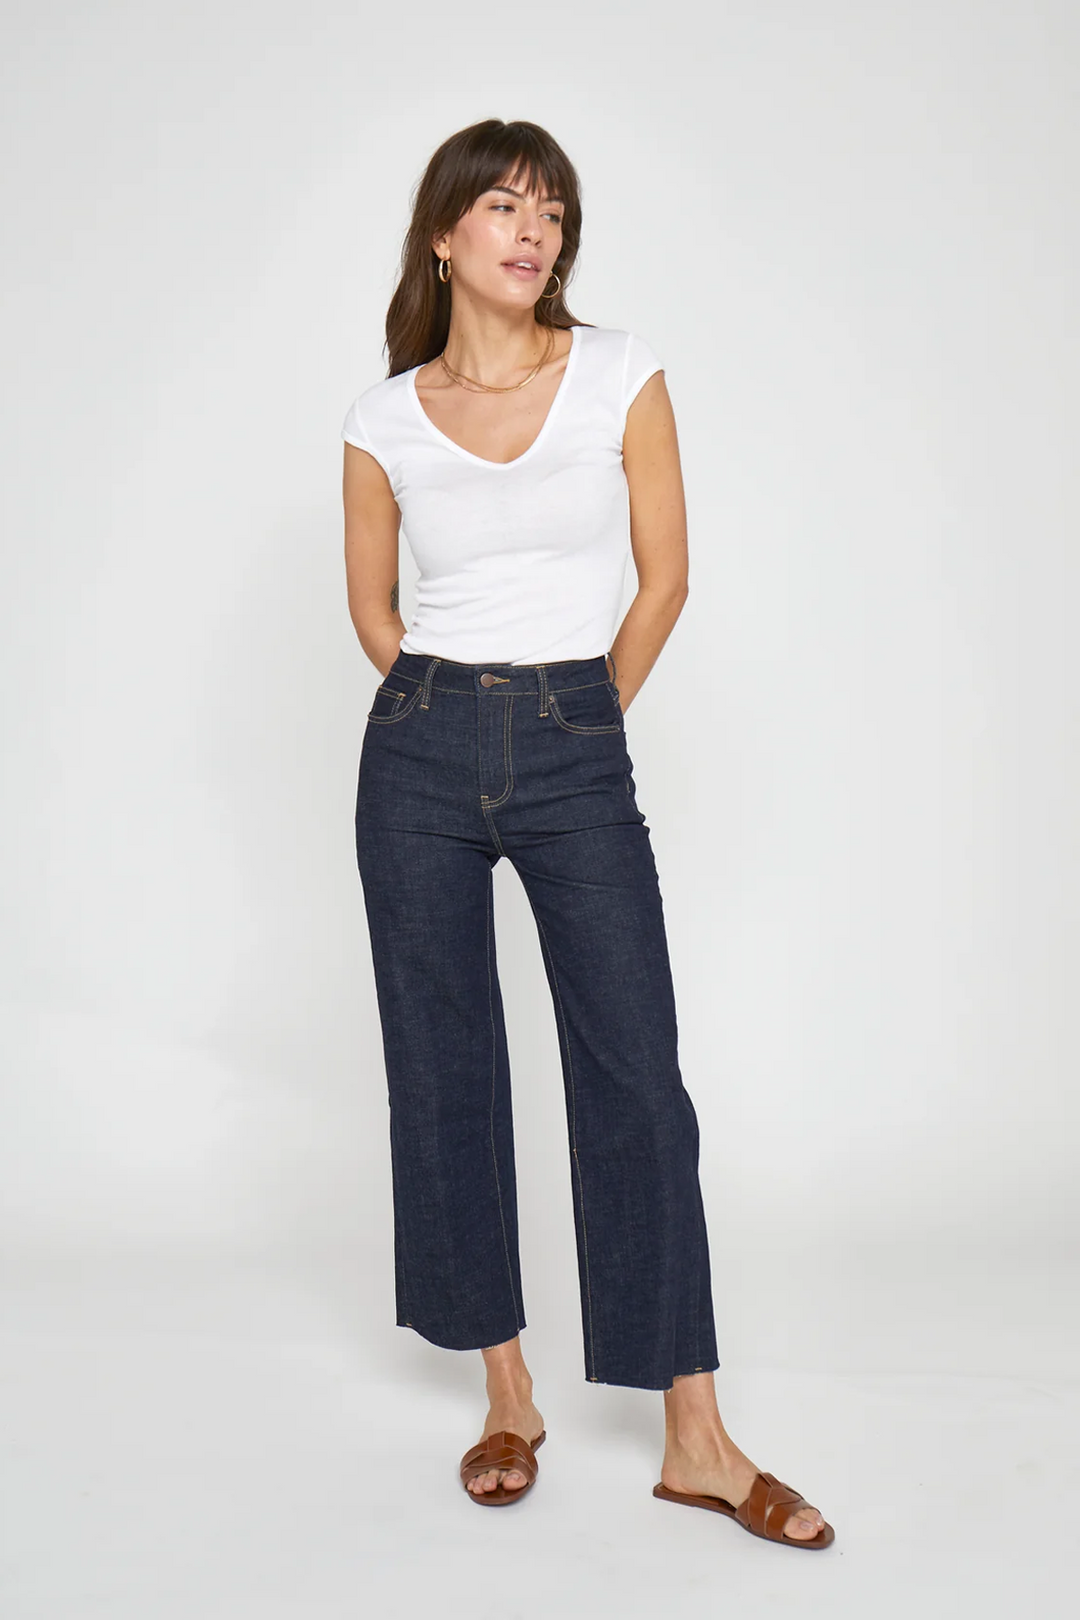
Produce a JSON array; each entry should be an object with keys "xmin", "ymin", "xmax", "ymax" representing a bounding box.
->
[{"xmin": 340, "ymin": 323, "xmax": 663, "ymax": 664}]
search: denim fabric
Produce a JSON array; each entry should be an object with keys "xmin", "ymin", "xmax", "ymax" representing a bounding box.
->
[{"xmin": 354, "ymin": 649, "xmax": 719, "ymax": 1390}]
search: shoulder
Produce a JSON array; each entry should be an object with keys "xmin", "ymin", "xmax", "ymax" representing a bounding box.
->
[
  {"xmin": 574, "ymin": 325, "xmax": 663, "ymax": 387},
  {"xmin": 342, "ymin": 367, "xmax": 413, "ymax": 426},
  {"xmin": 572, "ymin": 324, "xmax": 635, "ymax": 360},
  {"xmin": 341, "ymin": 368, "xmax": 414, "ymax": 452},
  {"xmin": 574, "ymin": 326, "xmax": 665, "ymax": 429}
]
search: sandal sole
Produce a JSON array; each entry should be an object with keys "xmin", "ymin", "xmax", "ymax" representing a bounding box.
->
[{"xmin": 653, "ymin": 1481, "xmax": 835, "ymax": 1548}]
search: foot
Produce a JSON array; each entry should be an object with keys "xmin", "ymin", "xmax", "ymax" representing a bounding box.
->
[
  {"xmin": 660, "ymin": 1437, "xmax": 826, "ymax": 1541},
  {"xmin": 465, "ymin": 1400, "xmax": 545, "ymax": 1498}
]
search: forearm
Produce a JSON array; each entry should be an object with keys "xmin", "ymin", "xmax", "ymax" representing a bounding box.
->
[
  {"xmin": 609, "ymin": 582, "xmax": 689, "ymax": 711},
  {"xmin": 352, "ymin": 605, "xmax": 408, "ymax": 682}
]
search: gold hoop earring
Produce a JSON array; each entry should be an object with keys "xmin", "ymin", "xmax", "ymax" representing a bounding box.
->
[
  {"xmin": 540, "ymin": 270, "xmax": 561, "ymax": 300},
  {"xmin": 438, "ymin": 256, "xmax": 451, "ymax": 283}
]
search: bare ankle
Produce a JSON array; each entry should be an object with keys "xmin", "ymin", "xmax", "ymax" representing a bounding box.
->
[
  {"xmin": 480, "ymin": 1343, "xmax": 534, "ymax": 1411},
  {"xmin": 663, "ymin": 1404, "xmax": 731, "ymax": 1459},
  {"xmin": 486, "ymin": 1376, "xmax": 534, "ymax": 1411}
]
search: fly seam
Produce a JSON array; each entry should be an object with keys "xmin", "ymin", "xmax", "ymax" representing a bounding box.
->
[
  {"xmin": 482, "ymin": 693, "xmax": 514, "ymax": 806},
  {"xmin": 483, "ymin": 695, "xmax": 516, "ymax": 808}
]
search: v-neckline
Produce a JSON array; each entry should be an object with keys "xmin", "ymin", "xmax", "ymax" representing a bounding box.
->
[{"xmin": 407, "ymin": 325, "xmax": 581, "ymax": 470}]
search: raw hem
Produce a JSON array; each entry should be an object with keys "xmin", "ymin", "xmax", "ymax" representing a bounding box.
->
[
  {"xmin": 584, "ymin": 1358, "xmax": 721, "ymax": 1392},
  {"xmin": 396, "ymin": 1315, "xmax": 528, "ymax": 1352}
]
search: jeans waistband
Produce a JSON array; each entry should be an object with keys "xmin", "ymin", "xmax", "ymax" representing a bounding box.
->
[{"xmin": 391, "ymin": 649, "xmax": 617, "ymax": 697}]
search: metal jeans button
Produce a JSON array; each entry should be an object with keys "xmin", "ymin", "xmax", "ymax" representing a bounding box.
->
[{"xmin": 480, "ymin": 672, "xmax": 497, "ymax": 687}]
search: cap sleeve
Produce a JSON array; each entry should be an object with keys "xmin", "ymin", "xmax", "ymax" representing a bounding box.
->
[
  {"xmin": 341, "ymin": 397, "xmax": 393, "ymax": 484},
  {"xmin": 621, "ymin": 331, "xmax": 664, "ymax": 422}
]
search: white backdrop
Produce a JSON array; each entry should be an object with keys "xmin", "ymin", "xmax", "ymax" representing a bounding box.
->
[{"xmin": 2, "ymin": 2, "xmax": 1075, "ymax": 1614}]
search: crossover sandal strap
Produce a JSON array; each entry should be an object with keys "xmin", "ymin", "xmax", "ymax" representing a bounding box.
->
[
  {"xmin": 459, "ymin": 1430, "xmax": 538, "ymax": 1486},
  {"xmin": 736, "ymin": 1471, "xmax": 811, "ymax": 1540}
]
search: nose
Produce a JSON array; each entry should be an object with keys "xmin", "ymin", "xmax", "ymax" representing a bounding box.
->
[{"xmin": 518, "ymin": 206, "xmax": 543, "ymax": 244}]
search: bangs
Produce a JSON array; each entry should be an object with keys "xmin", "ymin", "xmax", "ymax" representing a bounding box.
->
[{"xmin": 498, "ymin": 151, "xmax": 565, "ymax": 204}]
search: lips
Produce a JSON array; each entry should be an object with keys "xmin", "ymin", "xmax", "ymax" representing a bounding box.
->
[{"xmin": 502, "ymin": 257, "xmax": 541, "ymax": 272}]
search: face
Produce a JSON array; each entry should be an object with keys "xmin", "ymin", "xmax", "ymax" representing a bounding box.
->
[{"xmin": 434, "ymin": 169, "xmax": 565, "ymax": 307}]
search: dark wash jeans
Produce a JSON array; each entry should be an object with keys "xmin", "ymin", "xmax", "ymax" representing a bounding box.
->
[{"xmin": 354, "ymin": 649, "xmax": 719, "ymax": 1390}]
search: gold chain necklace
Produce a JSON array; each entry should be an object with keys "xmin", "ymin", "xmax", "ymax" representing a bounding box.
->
[{"xmin": 438, "ymin": 326, "xmax": 555, "ymax": 393}]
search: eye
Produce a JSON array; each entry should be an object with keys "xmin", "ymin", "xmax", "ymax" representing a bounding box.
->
[{"xmin": 489, "ymin": 202, "xmax": 563, "ymax": 223}]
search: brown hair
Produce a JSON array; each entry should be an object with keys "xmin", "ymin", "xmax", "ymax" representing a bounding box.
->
[{"xmin": 384, "ymin": 118, "xmax": 591, "ymax": 377}]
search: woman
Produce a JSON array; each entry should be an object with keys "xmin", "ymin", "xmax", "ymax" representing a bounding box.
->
[{"xmin": 341, "ymin": 118, "xmax": 834, "ymax": 1550}]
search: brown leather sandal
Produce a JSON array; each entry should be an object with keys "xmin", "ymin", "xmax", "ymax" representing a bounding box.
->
[
  {"xmin": 653, "ymin": 1469, "xmax": 835, "ymax": 1549},
  {"xmin": 460, "ymin": 1428, "xmax": 546, "ymax": 1506}
]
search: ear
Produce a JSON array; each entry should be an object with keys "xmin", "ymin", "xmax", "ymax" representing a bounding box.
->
[{"xmin": 431, "ymin": 229, "xmax": 451, "ymax": 256}]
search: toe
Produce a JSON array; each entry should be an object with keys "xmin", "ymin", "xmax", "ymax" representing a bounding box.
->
[
  {"xmin": 503, "ymin": 1469, "xmax": 527, "ymax": 1489},
  {"xmin": 784, "ymin": 1506, "xmax": 825, "ymax": 1539}
]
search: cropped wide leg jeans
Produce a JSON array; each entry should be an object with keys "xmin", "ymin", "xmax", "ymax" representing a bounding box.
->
[{"xmin": 354, "ymin": 649, "xmax": 719, "ymax": 1390}]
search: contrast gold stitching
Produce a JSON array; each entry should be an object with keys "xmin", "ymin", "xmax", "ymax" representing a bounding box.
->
[
  {"xmin": 483, "ymin": 695, "xmax": 516, "ymax": 808},
  {"xmin": 420, "ymin": 657, "xmax": 441, "ymax": 709},
  {"xmin": 367, "ymin": 685, "xmax": 422, "ymax": 724},
  {"xmin": 547, "ymin": 691, "xmax": 622, "ymax": 735}
]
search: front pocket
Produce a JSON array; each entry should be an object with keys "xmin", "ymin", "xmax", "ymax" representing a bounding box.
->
[
  {"xmin": 548, "ymin": 680, "xmax": 623, "ymax": 735},
  {"xmin": 366, "ymin": 681, "xmax": 421, "ymax": 724}
]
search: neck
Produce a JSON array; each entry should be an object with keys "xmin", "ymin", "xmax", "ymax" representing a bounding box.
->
[{"xmin": 441, "ymin": 302, "xmax": 550, "ymax": 387}]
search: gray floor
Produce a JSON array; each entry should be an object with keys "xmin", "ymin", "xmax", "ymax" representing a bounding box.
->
[{"xmin": 2, "ymin": 1241, "xmax": 1075, "ymax": 1618}]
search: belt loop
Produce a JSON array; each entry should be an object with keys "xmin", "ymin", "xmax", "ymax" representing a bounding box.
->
[
  {"xmin": 537, "ymin": 664, "xmax": 549, "ymax": 717},
  {"xmin": 420, "ymin": 656, "xmax": 441, "ymax": 709},
  {"xmin": 605, "ymin": 649, "xmax": 617, "ymax": 685}
]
